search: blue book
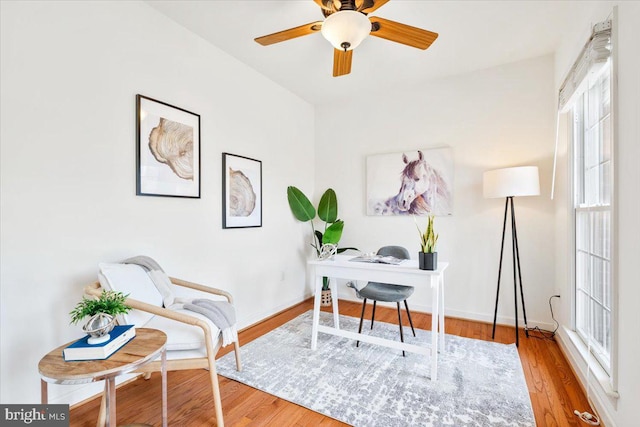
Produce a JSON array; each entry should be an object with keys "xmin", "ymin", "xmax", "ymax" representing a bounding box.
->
[{"xmin": 63, "ymin": 325, "xmax": 136, "ymax": 361}]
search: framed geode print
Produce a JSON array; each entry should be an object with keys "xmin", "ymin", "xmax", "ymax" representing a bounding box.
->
[
  {"xmin": 222, "ymin": 153, "xmax": 262, "ymax": 229},
  {"xmin": 136, "ymin": 94, "xmax": 201, "ymax": 198}
]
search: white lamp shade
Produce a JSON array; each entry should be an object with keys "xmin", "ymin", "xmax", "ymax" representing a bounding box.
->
[
  {"xmin": 321, "ymin": 10, "xmax": 371, "ymax": 51},
  {"xmin": 483, "ymin": 166, "xmax": 540, "ymax": 198}
]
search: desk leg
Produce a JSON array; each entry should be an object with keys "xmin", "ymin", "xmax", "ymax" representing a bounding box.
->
[
  {"xmin": 431, "ymin": 279, "xmax": 439, "ymax": 381},
  {"xmin": 330, "ymin": 277, "xmax": 340, "ymax": 329},
  {"xmin": 105, "ymin": 377, "xmax": 116, "ymax": 427},
  {"xmin": 311, "ymin": 268, "xmax": 322, "ymax": 351},
  {"xmin": 40, "ymin": 380, "xmax": 48, "ymax": 404},
  {"xmin": 439, "ymin": 274, "xmax": 445, "ymax": 352},
  {"xmin": 161, "ymin": 348, "xmax": 167, "ymax": 427}
]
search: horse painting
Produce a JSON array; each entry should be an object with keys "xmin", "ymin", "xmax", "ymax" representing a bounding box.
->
[{"xmin": 367, "ymin": 150, "xmax": 452, "ymax": 216}]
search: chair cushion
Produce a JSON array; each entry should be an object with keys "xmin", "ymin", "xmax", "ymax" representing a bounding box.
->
[
  {"xmin": 358, "ymin": 282, "xmax": 415, "ymax": 302},
  {"xmin": 144, "ymin": 309, "xmax": 221, "ymax": 351},
  {"xmin": 98, "ymin": 263, "xmax": 163, "ymax": 326}
]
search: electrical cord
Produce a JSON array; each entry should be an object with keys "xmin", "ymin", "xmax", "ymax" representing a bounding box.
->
[
  {"xmin": 526, "ymin": 295, "xmax": 560, "ymax": 341},
  {"xmin": 574, "ymin": 410, "xmax": 600, "ymax": 425}
]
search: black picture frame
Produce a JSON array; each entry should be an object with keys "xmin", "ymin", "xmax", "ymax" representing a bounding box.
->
[
  {"xmin": 136, "ymin": 94, "xmax": 201, "ymax": 198},
  {"xmin": 222, "ymin": 153, "xmax": 262, "ymax": 228}
]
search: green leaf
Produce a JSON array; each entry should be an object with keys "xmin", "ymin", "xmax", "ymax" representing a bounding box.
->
[
  {"xmin": 317, "ymin": 188, "xmax": 338, "ymax": 223},
  {"xmin": 322, "ymin": 220, "xmax": 344, "ymax": 244},
  {"xmin": 287, "ymin": 186, "xmax": 316, "ymax": 222}
]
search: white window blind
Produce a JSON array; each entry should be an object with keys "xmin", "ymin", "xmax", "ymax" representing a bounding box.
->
[{"xmin": 558, "ymin": 21, "xmax": 611, "ymax": 111}]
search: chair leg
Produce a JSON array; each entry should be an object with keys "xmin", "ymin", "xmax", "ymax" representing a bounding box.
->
[
  {"xmin": 404, "ymin": 300, "xmax": 416, "ymax": 337},
  {"xmin": 205, "ymin": 337, "xmax": 224, "ymax": 427},
  {"xmin": 233, "ymin": 340, "xmax": 242, "ymax": 372},
  {"xmin": 208, "ymin": 360, "xmax": 224, "ymax": 427},
  {"xmin": 357, "ymin": 298, "xmax": 367, "ymax": 347},
  {"xmin": 396, "ymin": 302, "xmax": 406, "ymax": 357},
  {"xmin": 371, "ymin": 300, "xmax": 377, "ymax": 330}
]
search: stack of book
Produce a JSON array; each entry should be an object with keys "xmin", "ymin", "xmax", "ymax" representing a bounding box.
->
[{"xmin": 63, "ymin": 325, "xmax": 136, "ymax": 361}]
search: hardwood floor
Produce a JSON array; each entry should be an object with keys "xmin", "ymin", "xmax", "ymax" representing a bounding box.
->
[{"xmin": 69, "ymin": 299, "xmax": 592, "ymax": 426}]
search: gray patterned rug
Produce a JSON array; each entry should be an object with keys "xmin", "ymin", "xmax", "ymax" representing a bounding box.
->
[{"xmin": 217, "ymin": 311, "xmax": 535, "ymax": 426}]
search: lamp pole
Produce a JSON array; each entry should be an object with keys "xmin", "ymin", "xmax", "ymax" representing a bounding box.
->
[{"xmin": 491, "ymin": 196, "xmax": 529, "ymax": 346}]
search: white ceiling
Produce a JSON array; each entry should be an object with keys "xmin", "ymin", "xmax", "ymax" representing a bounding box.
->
[{"xmin": 146, "ymin": 0, "xmax": 587, "ymax": 105}]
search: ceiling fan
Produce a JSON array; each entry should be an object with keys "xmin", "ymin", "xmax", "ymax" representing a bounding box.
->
[{"xmin": 254, "ymin": 0, "xmax": 438, "ymax": 77}]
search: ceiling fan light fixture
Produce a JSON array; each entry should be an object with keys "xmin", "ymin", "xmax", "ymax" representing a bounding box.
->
[{"xmin": 321, "ymin": 10, "xmax": 371, "ymax": 51}]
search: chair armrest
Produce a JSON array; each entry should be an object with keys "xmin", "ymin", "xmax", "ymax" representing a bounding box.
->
[
  {"xmin": 169, "ymin": 277, "xmax": 234, "ymax": 304},
  {"xmin": 83, "ymin": 282, "xmax": 216, "ymax": 332}
]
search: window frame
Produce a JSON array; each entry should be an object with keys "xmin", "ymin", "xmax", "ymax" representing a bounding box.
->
[{"xmin": 568, "ymin": 45, "xmax": 615, "ymax": 378}]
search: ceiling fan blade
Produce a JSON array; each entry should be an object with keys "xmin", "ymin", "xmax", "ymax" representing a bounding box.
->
[
  {"xmin": 333, "ymin": 48, "xmax": 353, "ymax": 77},
  {"xmin": 358, "ymin": 0, "xmax": 389, "ymax": 14},
  {"xmin": 369, "ymin": 17, "xmax": 438, "ymax": 50},
  {"xmin": 255, "ymin": 21, "xmax": 323, "ymax": 46}
]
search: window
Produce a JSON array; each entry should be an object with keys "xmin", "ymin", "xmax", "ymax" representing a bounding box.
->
[
  {"xmin": 572, "ymin": 65, "xmax": 612, "ymax": 373},
  {"xmin": 558, "ymin": 18, "xmax": 614, "ymax": 375}
]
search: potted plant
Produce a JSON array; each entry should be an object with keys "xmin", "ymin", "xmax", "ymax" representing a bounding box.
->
[
  {"xmin": 70, "ymin": 290, "xmax": 131, "ymax": 344},
  {"xmin": 415, "ymin": 215, "xmax": 438, "ymax": 270},
  {"xmin": 287, "ymin": 186, "xmax": 356, "ymax": 305}
]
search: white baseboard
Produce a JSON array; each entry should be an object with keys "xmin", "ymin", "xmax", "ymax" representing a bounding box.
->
[
  {"xmin": 238, "ymin": 294, "xmax": 311, "ymax": 330},
  {"xmin": 334, "ymin": 289, "xmax": 556, "ymax": 331}
]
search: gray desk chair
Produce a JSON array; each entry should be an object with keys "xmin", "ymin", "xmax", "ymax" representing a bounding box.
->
[{"xmin": 350, "ymin": 246, "xmax": 416, "ymax": 356}]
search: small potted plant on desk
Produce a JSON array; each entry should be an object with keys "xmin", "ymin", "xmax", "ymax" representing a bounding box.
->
[
  {"xmin": 416, "ymin": 215, "xmax": 438, "ymax": 270},
  {"xmin": 70, "ymin": 290, "xmax": 131, "ymax": 344},
  {"xmin": 287, "ymin": 186, "xmax": 357, "ymax": 306}
]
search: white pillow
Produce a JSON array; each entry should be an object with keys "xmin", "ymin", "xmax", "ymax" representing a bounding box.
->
[{"xmin": 98, "ymin": 263, "xmax": 163, "ymax": 326}]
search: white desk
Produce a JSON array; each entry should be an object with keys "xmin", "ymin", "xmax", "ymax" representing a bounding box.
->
[{"xmin": 308, "ymin": 255, "xmax": 448, "ymax": 380}]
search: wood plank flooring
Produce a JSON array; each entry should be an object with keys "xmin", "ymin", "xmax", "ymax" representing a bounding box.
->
[{"xmin": 69, "ymin": 299, "xmax": 593, "ymax": 426}]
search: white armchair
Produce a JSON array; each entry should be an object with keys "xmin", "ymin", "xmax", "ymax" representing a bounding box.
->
[{"xmin": 84, "ymin": 262, "xmax": 241, "ymax": 427}]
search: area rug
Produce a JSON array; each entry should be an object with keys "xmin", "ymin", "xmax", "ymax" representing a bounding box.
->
[{"xmin": 216, "ymin": 311, "xmax": 535, "ymax": 426}]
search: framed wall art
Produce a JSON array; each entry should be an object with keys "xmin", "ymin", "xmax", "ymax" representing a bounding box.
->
[
  {"xmin": 366, "ymin": 147, "xmax": 453, "ymax": 216},
  {"xmin": 136, "ymin": 94, "xmax": 201, "ymax": 198},
  {"xmin": 222, "ymin": 153, "xmax": 262, "ymax": 228}
]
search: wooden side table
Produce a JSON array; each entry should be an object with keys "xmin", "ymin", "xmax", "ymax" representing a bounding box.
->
[{"xmin": 38, "ymin": 328, "xmax": 167, "ymax": 427}]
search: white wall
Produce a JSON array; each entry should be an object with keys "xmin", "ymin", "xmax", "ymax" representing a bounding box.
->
[
  {"xmin": 553, "ymin": 2, "xmax": 640, "ymax": 427},
  {"xmin": 0, "ymin": 1, "xmax": 314, "ymax": 404},
  {"xmin": 315, "ymin": 55, "xmax": 558, "ymax": 329}
]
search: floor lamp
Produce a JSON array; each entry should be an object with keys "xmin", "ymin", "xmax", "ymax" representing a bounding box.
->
[{"xmin": 483, "ymin": 166, "xmax": 540, "ymax": 346}]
